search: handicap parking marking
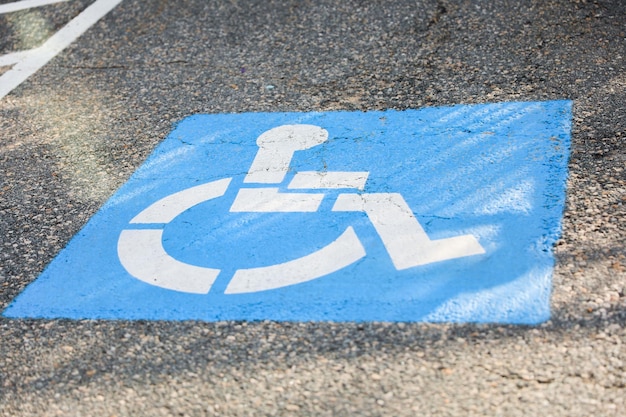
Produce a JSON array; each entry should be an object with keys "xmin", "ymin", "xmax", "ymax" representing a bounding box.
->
[
  {"xmin": 0, "ymin": 0, "xmax": 124, "ymax": 100},
  {"xmin": 2, "ymin": 101, "xmax": 572, "ymax": 323}
]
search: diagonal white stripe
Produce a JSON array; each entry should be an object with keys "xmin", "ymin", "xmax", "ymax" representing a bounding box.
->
[
  {"xmin": 0, "ymin": 0, "xmax": 69, "ymax": 15},
  {"xmin": 0, "ymin": 0, "xmax": 124, "ymax": 100},
  {"xmin": 0, "ymin": 50, "xmax": 35, "ymax": 67}
]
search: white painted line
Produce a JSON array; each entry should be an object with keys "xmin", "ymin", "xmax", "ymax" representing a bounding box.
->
[
  {"xmin": 118, "ymin": 229, "xmax": 220, "ymax": 294},
  {"xmin": 225, "ymin": 226, "xmax": 366, "ymax": 294},
  {"xmin": 0, "ymin": 50, "xmax": 36, "ymax": 67},
  {"xmin": 333, "ymin": 193, "xmax": 485, "ymax": 269},
  {"xmin": 0, "ymin": 0, "xmax": 68, "ymax": 15},
  {"xmin": 230, "ymin": 188, "xmax": 324, "ymax": 212},
  {"xmin": 0, "ymin": 0, "xmax": 124, "ymax": 100},
  {"xmin": 130, "ymin": 178, "xmax": 231, "ymax": 224},
  {"xmin": 288, "ymin": 171, "xmax": 369, "ymax": 190}
]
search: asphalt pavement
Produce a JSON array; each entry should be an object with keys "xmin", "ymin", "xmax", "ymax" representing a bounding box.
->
[{"xmin": 1, "ymin": 0, "xmax": 625, "ymax": 415}]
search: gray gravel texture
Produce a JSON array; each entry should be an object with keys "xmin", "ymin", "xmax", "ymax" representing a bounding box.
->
[{"xmin": 1, "ymin": 0, "xmax": 625, "ymax": 415}]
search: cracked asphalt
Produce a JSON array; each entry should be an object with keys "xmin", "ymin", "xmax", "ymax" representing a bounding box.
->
[{"xmin": 1, "ymin": 0, "xmax": 625, "ymax": 415}]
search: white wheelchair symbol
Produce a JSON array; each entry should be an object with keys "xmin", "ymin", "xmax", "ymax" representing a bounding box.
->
[{"xmin": 118, "ymin": 125, "xmax": 486, "ymax": 294}]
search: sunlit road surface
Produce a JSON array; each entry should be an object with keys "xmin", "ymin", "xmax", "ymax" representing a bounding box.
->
[{"xmin": 1, "ymin": 1, "xmax": 625, "ymax": 415}]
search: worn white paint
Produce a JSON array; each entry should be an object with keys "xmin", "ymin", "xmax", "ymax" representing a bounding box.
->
[
  {"xmin": 130, "ymin": 178, "xmax": 231, "ymax": 224},
  {"xmin": 288, "ymin": 171, "xmax": 369, "ymax": 190},
  {"xmin": 244, "ymin": 125, "xmax": 328, "ymax": 184},
  {"xmin": 118, "ymin": 229, "xmax": 219, "ymax": 294},
  {"xmin": 333, "ymin": 193, "xmax": 485, "ymax": 269},
  {"xmin": 0, "ymin": 0, "xmax": 68, "ymax": 15},
  {"xmin": 225, "ymin": 227, "xmax": 365, "ymax": 294},
  {"xmin": 0, "ymin": 50, "xmax": 34, "ymax": 67},
  {"xmin": 0, "ymin": 0, "xmax": 124, "ymax": 100},
  {"xmin": 230, "ymin": 187, "xmax": 324, "ymax": 212}
]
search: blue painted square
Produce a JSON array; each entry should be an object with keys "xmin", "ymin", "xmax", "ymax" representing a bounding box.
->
[{"xmin": 3, "ymin": 101, "xmax": 572, "ymax": 323}]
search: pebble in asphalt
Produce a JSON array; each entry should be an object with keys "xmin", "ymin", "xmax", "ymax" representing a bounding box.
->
[{"xmin": 0, "ymin": 0, "xmax": 625, "ymax": 415}]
